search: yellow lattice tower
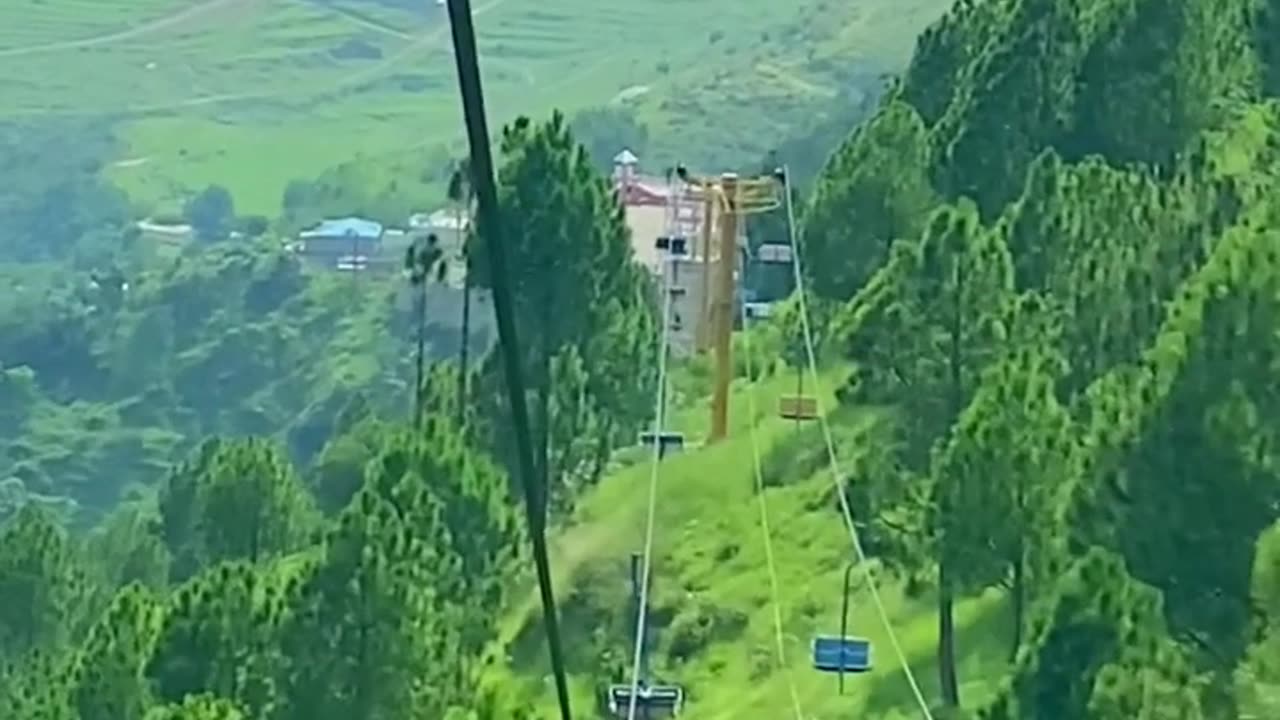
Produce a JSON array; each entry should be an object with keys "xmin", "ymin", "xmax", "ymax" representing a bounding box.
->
[{"xmin": 677, "ymin": 167, "xmax": 784, "ymax": 443}]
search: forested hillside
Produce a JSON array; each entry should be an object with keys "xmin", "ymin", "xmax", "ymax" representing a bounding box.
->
[
  {"xmin": 0, "ymin": 234, "xmax": 497, "ymax": 524},
  {"xmin": 798, "ymin": 0, "xmax": 1280, "ymax": 715},
  {"xmin": 493, "ymin": 0, "xmax": 1280, "ymax": 718},
  {"xmin": 0, "ymin": 113, "xmax": 658, "ymax": 719},
  {"xmin": 3, "ymin": 0, "xmax": 1280, "ymax": 718}
]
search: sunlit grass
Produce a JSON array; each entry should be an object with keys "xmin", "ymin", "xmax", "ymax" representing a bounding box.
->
[{"xmin": 485, "ymin": 365, "xmax": 1012, "ymax": 719}]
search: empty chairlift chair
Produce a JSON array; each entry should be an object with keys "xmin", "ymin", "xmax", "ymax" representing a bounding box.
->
[
  {"xmin": 812, "ymin": 635, "xmax": 872, "ymax": 675},
  {"xmin": 756, "ymin": 243, "xmax": 793, "ymax": 264},
  {"xmin": 601, "ymin": 553, "xmax": 686, "ymax": 718},
  {"xmin": 777, "ymin": 394, "xmax": 817, "ymax": 421},
  {"xmin": 639, "ymin": 430, "xmax": 685, "ymax": 456},
  {"xmin": 604, "ymin": 682, "xmax": 685, "ymax": 719},
  {"xmin": 811, "ymin": 562, "xmax": 874, "ymax": 693}
]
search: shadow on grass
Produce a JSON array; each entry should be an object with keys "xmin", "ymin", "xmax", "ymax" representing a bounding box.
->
[{"xmin": 862, "ymin": 590, "xmax": 1014, "ymax": 718}]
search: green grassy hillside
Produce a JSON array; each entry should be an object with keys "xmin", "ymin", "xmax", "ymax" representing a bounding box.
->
[
  {"xmin": 2, "ymin": 0, "xmax": 951, "ymax": 215},
  {"xmin": 485, "ymin": 367, "xmax": 1012, "ymax": 718}
]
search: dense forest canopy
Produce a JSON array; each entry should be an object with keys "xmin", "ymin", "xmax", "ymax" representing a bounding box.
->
[
  {"xmin": 796, "ymin": 0, "xmax": 1280, "ymax": 715},
  {"xmin": 2, "ymin": 0, "xmax": 1280, "ymax": 718}
]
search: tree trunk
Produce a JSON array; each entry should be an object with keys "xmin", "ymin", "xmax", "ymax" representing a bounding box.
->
[
  {"xmin": 938, "ymin": 259, "xmax": 964, "ymax": 708},
  {"xmin": 589, "ymin": 415, "xmax": 615, "ymax": 487},
  {"xmin": 414, "ymin": 284, "xmax": 427, "ymax": 428},
  {"xmin": 536, "ymin": 377, "xmax": 550, "ymax": 519},
  {"xmin": 938, "ymin": 562, "xmax": 960, "ymax": 707},
  {"xmin": 536, "ymin": 274, "xmax": 556, "ymax": 518},
  {"xmin": 1011, "ymin": 473, "xmax": 1027, "ymax": 662},
  {"xmin": 535, "ymin": 294, "xmax": 552, "ymax": 517},
  {"xmin": 458, "ymin": 259, "xmax": 471, "ymax": 424},
  {"xmin": 457, "ymin": 200, "xmax": 471, "ymax": 428},
  {"xmin": 549, "ymin": 376, "xmax": 588, "ymax": 508},
  {"xmin": 1010, "ymin": 542, "xmax": 1025, "ymax": 663}
]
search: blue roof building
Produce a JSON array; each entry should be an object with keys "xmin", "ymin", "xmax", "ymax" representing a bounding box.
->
[
  {"xmin": 299, "ymin": 217, "xmax": 384, "ymax": 241},
  {"xmin": 297, "ymin": 217, "xmax": 388, "ymax": 271}
]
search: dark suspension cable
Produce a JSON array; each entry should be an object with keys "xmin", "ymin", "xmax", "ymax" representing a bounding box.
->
[{"xmin": 443, "ymin": 1, "xmax": 574, "ymax": 718}]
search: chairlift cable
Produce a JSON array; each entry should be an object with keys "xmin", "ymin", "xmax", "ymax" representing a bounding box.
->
[
  {"xmin": 739, "ymin": 300, "xmax": 807, "ymax": 720},
  {"xmin": 443, "ymin": 2, "xmax": 573, "ymax": 717},
  {"xmin": 624, "ymin": 170, "xmax": 681, "ymax": 720},
  {"xmin": 780, "ymin": 165, "xmax": 936, "ymax": 720}
]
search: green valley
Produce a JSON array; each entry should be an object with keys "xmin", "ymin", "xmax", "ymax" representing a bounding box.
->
[
  {"xmin": 3, "ymin": 0, "xmax": 949, "ymax": 216},
  {"xmin": 3, "ymin": 0, "xmax": 1280, "ymax": 719}
]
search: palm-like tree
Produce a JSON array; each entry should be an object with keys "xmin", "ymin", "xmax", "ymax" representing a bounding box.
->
[
  {"xmin": 448, "ymin": 158, "xmax": 475, "ymax": 425},
  {"xmin": 405, "ymin": 232, "xmax": 447, "ymax": 427}
]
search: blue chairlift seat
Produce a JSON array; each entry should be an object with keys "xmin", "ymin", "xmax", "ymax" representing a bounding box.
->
[
  {"xmin": 605, "ymin": 683, "xmax": 684, "ymax": 718},
  {"xmin": 811, "ymin": 635, "xmax": 872, "ymax": 674}
]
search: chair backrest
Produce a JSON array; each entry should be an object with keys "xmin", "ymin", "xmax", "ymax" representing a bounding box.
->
[
  {"xmin": 778, "ymin": 395, "xmax": 817, "ymax": 420},
  {"xmin": 639, "ymin": 431, "xmax": 685, "ymax": 453},
  {"xmin": 605, "ymin": 684, "xmax": 684, "ymax": 718},
  {"xmin": 757, "ymin": 243, "xmax": 793, "ymax": 263},
  {"xmin": 811, "ymin": 635, "xmax": 872, "ymax": 673}
]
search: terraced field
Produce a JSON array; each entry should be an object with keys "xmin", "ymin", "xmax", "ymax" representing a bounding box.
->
[{"xmin": 2, "ymin": 0, "xmax": 952, "ymax": 215}]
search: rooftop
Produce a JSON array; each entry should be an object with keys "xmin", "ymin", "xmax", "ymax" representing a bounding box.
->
[
  {"xmin": 408, "ymin": 209, "xmax": 472, "ymax": 234},
  {"xmin": 299, "ymin": 217, "xmax": 384, "ymax": 240}
]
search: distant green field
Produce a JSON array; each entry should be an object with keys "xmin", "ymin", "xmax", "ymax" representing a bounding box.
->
[
  {"xmin": 485, "ymin": 367, "xmax": 1011, "ymax": 719},
  {"xmin": 3, "ymin": 0, "xmax": 952, "ymax": 216}
]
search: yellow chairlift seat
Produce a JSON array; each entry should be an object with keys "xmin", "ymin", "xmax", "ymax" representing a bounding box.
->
[{"xmin": 778, "ymin": 395, "xmax": 817, "ymax": 421}]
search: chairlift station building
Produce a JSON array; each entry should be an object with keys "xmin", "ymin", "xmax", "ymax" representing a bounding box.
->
[
  {"xmin": 613, "ymin": 149, "xmax": 727, "ymax": 357},
  {"xmin": 613, "ymin": 148, "xmax": 794, "ymax": 357}
]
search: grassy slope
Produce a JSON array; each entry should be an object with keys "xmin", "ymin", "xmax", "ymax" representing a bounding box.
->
[
  {"xmin": 3, "ymin": 0, "xmax": 951, "ymax": 216},
  {"xmin": 485, "ymin": 368, "xmax": 1012, "ymax": 718}
]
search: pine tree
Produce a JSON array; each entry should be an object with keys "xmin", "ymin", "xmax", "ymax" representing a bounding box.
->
[
  {"xmin": 276, "ymin": 417, "xmax": 509, "ymax": 719},
  {"xmin": 468, "ymin": 111, "xmax": 656, "ymax": 511},
  {"xmin": 980, "ymin": 549, "xmax": 1206, "ymax": 720},
  {"xmin": 275, "ymin": 488, "xmax": 456, "ymax": 720},
  {"xmin": 67, "ymin": 584, "xmax": 163, "ymax": 720},
  {"xmin": 1078, "ymin": 226, "xmax": 1280, "ymax": 685},
  {"xmin": 147, "ymin": 561, "xmax": 284, "ymax": 716},
  {"xmin": 802, "ymin": 101, "xmax": 939, "ymax": 300},
  {"xmin": 0, "ymin": 504, "xmax": 87, "ymax": 658},
  {"xmin": 405, "ymin": 232, "xmax": 447, "ymax": 427},
  {"xmin": 448, "ymin": 158, "xmax": 476, "ymax": 426},
  {"xmin": 842, "ymin": 199, "xmax": 1015, "ymax": 706},
  {"xmin": 930, "ymin": 293, "xmax": 1073, "ymax": 660},
  {"xmin": 156, "ymin": 438, "xmax": 318, "ymax": 580}
]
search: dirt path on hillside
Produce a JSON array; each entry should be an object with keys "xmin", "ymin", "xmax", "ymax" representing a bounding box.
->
[
  {"xmin": 0, "ymin": 0, "xmax": 254, "ymax": 59},
  {"xmin": 2, "ymin": 0, "xmax": 512, "ymax": 116},
  {"xmin": 325, "ymin": 4, "xmax": 414, "ymax": 40}
]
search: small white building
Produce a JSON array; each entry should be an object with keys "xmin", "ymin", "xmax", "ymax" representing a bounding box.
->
[
  {"xmin": 409, "ymin": 208, "xmax": 469, "ymax": 253},
  {"xmin": 295, "ymin": 217, "xmax": 397, "ymax": 273}
]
